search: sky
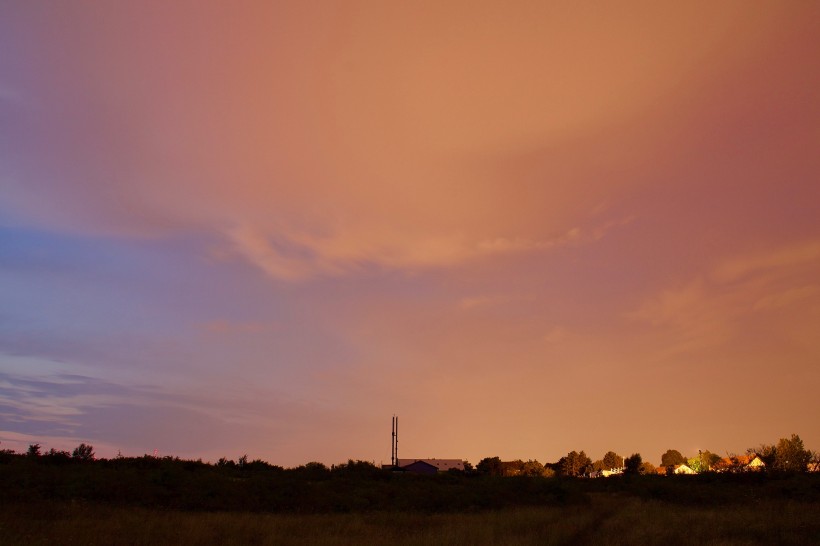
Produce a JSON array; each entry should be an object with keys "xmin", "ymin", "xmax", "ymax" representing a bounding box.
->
[{"xmin": 1, "ymin": 1, "xmax": 819, "ymax": 467}]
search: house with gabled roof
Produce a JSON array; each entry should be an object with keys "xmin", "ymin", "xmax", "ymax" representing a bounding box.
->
[
  {"xmin": 744, "ymin": 454, "xmax": 766, "ymax": 470},
  {"xmin": 396, "ymin": 458, "xmax": 465, "ymax": 474},
  {"xmin": 672, "ymin": 463, "xmax": 695, "ymax": 474},
  {"xmin": 714, "ymin": 454, "xmax": 766, "ymax": 473},
  {"xmin": 656, "ymin": 464, "xmax": 695, "ymax": 475}
]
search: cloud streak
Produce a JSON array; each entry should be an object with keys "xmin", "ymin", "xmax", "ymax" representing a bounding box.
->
[
  {"xmin": 630, "ymin": 239, "xmax": 820, "ymax": 358},
  {"xmin": 225, "ymin": 220, "xmax": 624, "ymax": 281}
]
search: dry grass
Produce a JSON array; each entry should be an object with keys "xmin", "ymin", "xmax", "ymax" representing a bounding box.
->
[{"xmin": 2, "ymin": 495, "xmax": 819, "ymax": 545}]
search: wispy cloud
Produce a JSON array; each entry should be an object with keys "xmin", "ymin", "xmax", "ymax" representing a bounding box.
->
[
  {"xmin": 628, "ymin": 277, "xmax": 734, "ymax": 356},
  {"xmin": 227, "ymin": 219, "xmax": 625, "ymax": 282},
  {"xmin": 630, "ymin": 239, "xmax": 820, "ymax": 357},
  {"xmin": 711, "ymin": 240, "xmax": 820, "ymax": 283},
  {"xmin": 0, "ymin": 352, "xmax": 338, "ymax": 460},
  {"xmin": 0, "ymin": 367, "xmax": 150, "ymax": 428},
  {"xmin": 753, "ymin": 285, "xmax": 820, "ymax": 311},
  {"xmin": 226, "ymin": 223, "xmax": 526, "ymax": 280}
]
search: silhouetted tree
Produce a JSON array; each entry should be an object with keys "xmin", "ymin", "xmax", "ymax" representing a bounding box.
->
[
  {"xmin": 296, "ymin": 461, "xmax": 330, "ymax": 480},
  {"xmin": 244, "ymin": 458, "xmax": 282, "ymax": 472},
  {"xmin": 27, "ymin": 444, "xmax": 41, "ymax": 458},
  {"xmin": 217, "ymin": 457, "xmax": 235, "ymax": 468},
  {"xmin": 704, "ymin": 450, "xmax": 721, "ymax": 470},
  {"xmin": 72, "ymin": 443, "xmax": 94, "ymax": 461},
  {"xmin": 661, "ymin": 449, "xmax": 686, "ymax": 467},
  {"xmin": 520, "ymin": 459, "xmax": 548, "ymax": 477},
  {"xmin": 639, "ymin": 461, "xmax": 656, "ymax": 475},
  {"xmin": 774, "ymin": 434, "xmax": 811, "ymax": 472},
  {"xmin": 44, "ymin": 448, "xmax": 71, "ymax": 464},
  {"xmin": 687, "ymin": 450, "xmax": 720, "ymax": 473},
  {"xmin": 476, "ymin": 456, "xmax": 503, "ymax": 476},
  {"xmin": 602, "ymin": 451, "xmax": 623, "ymax": 470},
  {"xmin": 332, "ymin": 460, "xmax": 379, "ymax": 476},
  {"xmin": 624, "ymin": 453, "xmax": 643, "ymax": 474},
  {"xmin": 560, "ymin": 451, "xmax": 592, "ymax": 477}
]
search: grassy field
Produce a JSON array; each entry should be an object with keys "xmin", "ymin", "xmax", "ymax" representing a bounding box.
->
[
  {"xmin": 3, "ymin": 494, "xmax": 819, "ymax": 545},
  {"xmin": 4, "ymin": 457, "xmax": 820, "ymax": 544}
]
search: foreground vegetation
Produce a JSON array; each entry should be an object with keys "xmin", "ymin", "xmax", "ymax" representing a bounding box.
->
[
  {"xmin": 3, "ymin": 494, "xmax": 820, "ymax": 545},
  {"xmin": 5, "ymin": 450, "xmax": 819, "ymax": 513},
  {"xmin": 3, "ymin": 441, "xmax": 820, "ymax": 544}
]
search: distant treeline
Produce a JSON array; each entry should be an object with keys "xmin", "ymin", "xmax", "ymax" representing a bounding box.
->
[
  {"xmin": 2, "ymin": 435, "xmax": 820, "ymax": 514},
  {"xmin": 1, "ymin": 451, "xmax": 586, "ymax": 513},
  {"xmin": 475, "ymin": 433, "xmax": 818, "ymax": 477}
]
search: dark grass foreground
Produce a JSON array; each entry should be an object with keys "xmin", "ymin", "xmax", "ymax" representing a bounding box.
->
[
  {"xmin": 2, "ymin": 455, "xmax": 820, "ymax": 544},
  {"xmin": 3, "ymin": 495, "xmax": 820, "ymax": 545}
]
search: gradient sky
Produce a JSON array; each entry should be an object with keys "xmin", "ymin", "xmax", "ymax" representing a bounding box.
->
[{"xmin": 1, "ymin": 1, "xmax": 818, "ymax": 467}]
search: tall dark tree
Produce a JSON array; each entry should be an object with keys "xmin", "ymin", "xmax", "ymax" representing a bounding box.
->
[
  {"xmin": 661, "ymin": 449, "xmax": 686, "ymax": 467},
  {"xmin": 602, "ymin": 451, "xmax": 624, "ymax": 470},
  {"xmin": 561, "ymin": 450, "xmax": 592, "ymax": 477},
  {"xmin": 624, "ymin": 453, "xmax": 643, "ymax": 474},
  {"xmin": 702, "ymin": 450, "xmax": 722, "ymax": 470},
  {"xmin": 27, "ymin": 444, "xmax": 41, "ymax": 458},
  {"xmin": 476, "ymin": 456, "xmax": 503, "ymax": 476},
  {"xmin": 774, "ymin": 434, "xmax": 811, "ymax": 472},
  {"xmin": 72, "ymin": 443, "xmax": 94, "ymax": 461}
]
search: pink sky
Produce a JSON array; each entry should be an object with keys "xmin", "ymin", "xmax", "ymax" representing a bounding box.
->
[{"xmin": 1, "ymin": 1, "xmax": 818, "ymax": 466}]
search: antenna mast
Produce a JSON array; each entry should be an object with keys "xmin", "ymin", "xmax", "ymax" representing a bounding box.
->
[{"xmin": 391, "ymin": 415, "xmax": 399, "ymax": 467}]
